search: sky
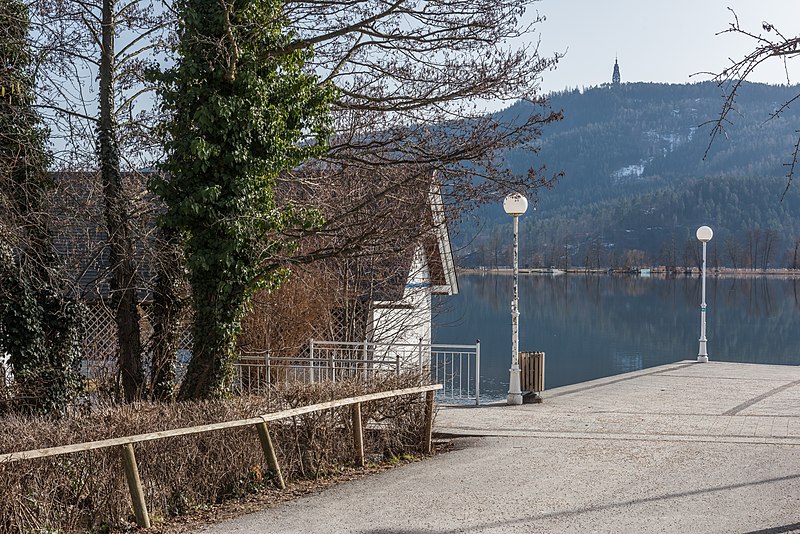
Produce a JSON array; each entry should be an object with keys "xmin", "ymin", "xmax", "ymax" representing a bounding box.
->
[{"xmin": 532, "ymin": 0, "xmax": 800, "ymax": 94}]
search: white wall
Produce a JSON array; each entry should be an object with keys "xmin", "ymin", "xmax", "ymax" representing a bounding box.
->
[{"xmin": 369, "ymin": 245, "xmax": 433, "ymax": 369}]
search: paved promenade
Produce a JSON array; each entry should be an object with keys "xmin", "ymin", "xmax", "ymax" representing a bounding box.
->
[{"xmin": 203, "ymin": 361, "xmax": 800, "ymax": 533}]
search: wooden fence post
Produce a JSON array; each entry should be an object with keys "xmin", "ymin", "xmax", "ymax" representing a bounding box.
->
[
  {"xmin": 256, "ymin": 422, "xmax": 285, "ymax": 489},
  {"xmin": 121, "ymin": 443, "xmax": 150, "ymax": 528},
  {"xmin": 352, "ymin": 403, "xmax": 365, "ymax": 467},
  {"xmin": 421, "ymin": 390, "xmax": 435, "ymax": 454},
  {"xmin": 0, "ymin": 384, "xmax": 443, "ymax": 532}
]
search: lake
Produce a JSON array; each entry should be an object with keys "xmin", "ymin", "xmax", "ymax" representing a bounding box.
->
[{"xmin": 433, "ymin": 272, "xmax": 800, "ymax": 400}]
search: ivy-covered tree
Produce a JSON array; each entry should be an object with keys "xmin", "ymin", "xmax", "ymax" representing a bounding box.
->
[
  {"xmin": 0, "ymin": 0, "xmax": 83, "ymax": 415},
  {"xmin": 156, "ymin": 0, "xmax": 333, "ymax": 399}
]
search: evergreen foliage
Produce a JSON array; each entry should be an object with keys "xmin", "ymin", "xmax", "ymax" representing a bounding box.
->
[
  {"xmin": 156, "ymin": 0, "xmax": 334, "ymax": 399},
  {"xmin": 0, "ymin": 250, "xmax": 84, "ymax": 415},
  {"xmin": 0, "ymin": 0, "xmax": 83, "ymax": 415},
  {"xmin": 461, "ymin": 82, "xmax": 800, "ymax": 267}
]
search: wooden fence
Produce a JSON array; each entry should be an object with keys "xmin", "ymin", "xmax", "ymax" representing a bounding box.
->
[{"xmin": 0, "ymin": 384, "xmax": 442, "ymax": 528}]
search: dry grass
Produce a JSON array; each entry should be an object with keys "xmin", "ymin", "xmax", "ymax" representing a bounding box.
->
[{"xmin": 0, "ymin": 375, "xmax": 431, "ymax": 532}]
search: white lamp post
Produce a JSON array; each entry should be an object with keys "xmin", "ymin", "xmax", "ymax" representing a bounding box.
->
[
  {"xmin": 696, "ymin": 225, "xmax": 713, "ymax": 363},
  {"xmin": 503, "ymin": 193, "xmax": 528, "ymax": 405}
]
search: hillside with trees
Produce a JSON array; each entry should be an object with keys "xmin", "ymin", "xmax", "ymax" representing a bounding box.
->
[{"xmin": 459, "ymin": 81, "xmax": 800, "ymax": 269}]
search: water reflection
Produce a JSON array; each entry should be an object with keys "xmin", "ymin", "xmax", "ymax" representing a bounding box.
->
[{"xmin": 434, "ymin": 273, "xmax": 800, "ymax": 400}]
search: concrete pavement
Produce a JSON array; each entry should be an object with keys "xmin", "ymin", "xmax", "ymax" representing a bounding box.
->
[{"xmin": 202, "ymin": 361, "xmax": 800, "ymax": 533}]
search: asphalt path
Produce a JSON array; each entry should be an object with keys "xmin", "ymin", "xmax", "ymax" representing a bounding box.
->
[{"xmin": 202, "ymin": 361, "xmax": 800, "ymax": 533}]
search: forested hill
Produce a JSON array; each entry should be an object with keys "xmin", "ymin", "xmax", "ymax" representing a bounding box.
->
[{"xmin": 459, "ymin": 81, "xmax": 800, "ymax": 269}]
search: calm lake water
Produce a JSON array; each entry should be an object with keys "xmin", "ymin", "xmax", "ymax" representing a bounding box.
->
[{"xmin": 433, "ymin": 273, "xmax": 800, "ymax": 400}]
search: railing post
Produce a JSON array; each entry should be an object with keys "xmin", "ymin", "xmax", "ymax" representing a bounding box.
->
[
  {"xmin": 421, "ymin": 389, "xmax": 435, "ymax": 454},
  {"xmin": 362, "ymin": 339, "xmax": 369, "ymax": 380},
  {"xmin": 433, "ymin": 353, "xmax": 441, "ymax": 397},
  {"xmin": 459, "ymin": 351, "xmax": 464, "ymax": 399},
  {"xmin": 121, "ymin": 443, "xmax": 150, "ymax": 528},
  {"xmin": 475, "ymin": 340, "xmax": 481, "ymax": 406},
  {"xmin": 418, "ymin": 337, "xmax": 424, "ymax": 372},
  {"xmin": 351, "ymin": 403, "xmax": 365, "ymax": 467},
  {"xmin": 450, "ymin": 352, "xmax": 454, "ymax": 399},
  {"xmin": 256, "ymin": 421, "xmax": 285, "ymax": 489},
  {"xmin": 329, "ymin": 351, "xmax": 335, "ymax": 383},
  {"xmin": 309, "ymin": 339, "xmax": 315, "ymax": 383}
]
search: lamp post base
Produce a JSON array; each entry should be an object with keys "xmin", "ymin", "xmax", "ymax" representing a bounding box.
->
[
  {"xmin": 507, "ymin": 366, "xmax": 522, "ymax": 405},
  {"xmin": 698, "ymin": 340, "xmax": 708, "ymax": 363},
  {"xmin": 507, "ymin": 392, "xmax": 523, "ymax": 405}
]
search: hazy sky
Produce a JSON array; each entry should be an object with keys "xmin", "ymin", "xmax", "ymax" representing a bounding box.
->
[{"xmin": 533, "ymin": 1, "xmax": 800, "ymax": 94}]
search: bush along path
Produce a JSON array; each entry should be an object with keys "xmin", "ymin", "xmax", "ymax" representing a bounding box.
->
[{"xmin": 0, "ymin": 376, "xmax": 439, "ymax": 532}]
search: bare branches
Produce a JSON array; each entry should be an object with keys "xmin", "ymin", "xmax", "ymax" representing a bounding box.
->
[
  {"xmin": 783, "ymin": 132, "xmax": 800, "ymax": 199},
  {"xmin": 30, "ymin": 0, "xmax": 172, "ymax": 169},
  {"xmin": 278, "ymin": 0, "xmax": 562, "ymax": 214},
  {"xmin": 284, "ymin": 0, "xmax": 405, "ymax": 54},
  {"xmin": 215, "ymin": 0, "xmax": 240, "ymax": 82},
  {"xmin": 706, "ymin": 8, "xmax": 800, "ymax": 191}
]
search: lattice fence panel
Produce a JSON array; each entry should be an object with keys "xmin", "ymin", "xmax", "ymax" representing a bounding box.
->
[
  {"xmin": 81, "ymin": 303, "xmax": 118, "ymax": 382},
  {"xmin": 82, "ymin": 304, "xmax": 194, "ymax": 386}
]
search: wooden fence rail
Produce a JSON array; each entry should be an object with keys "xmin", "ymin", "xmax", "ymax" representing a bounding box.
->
[{"xmin": 0, "ymin": 383, "xmax": 442, "ymax": 528}]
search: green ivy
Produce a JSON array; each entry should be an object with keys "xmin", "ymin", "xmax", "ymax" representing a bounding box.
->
[
  {"xmin": 0, "ymin": 0, "xmax": 84, "ymax": 415},
  {"xmin": 155, "ymin": 0, "xmax": 334, "ymax": 399},
  {"xmin": 0, "ymin": 248, "xmax": 84, "ymax": 415}
]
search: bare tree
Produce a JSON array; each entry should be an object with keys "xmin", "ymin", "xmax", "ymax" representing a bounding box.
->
[
  {"xmin": 684, "ymin": 237, "xmax": 701, "ymax": 270},
  {"xmin": 658, "ymin": 235, "xmax": 678, "ymax": 271},
  {"xmin": 789, "ymin": 237, "xmax": 800, "ymax": 269},
  {"xmin": 240, "ymin": 165, "xmax": 453, "ymax": 361},
  {"xmin": 30, "ymin": 0, "xmax": 172, "ymax": 402},
  {"xmin": 283, "ymin": 0, "xmax": 562, "ymax": 213},
  {"xmin": 582, "ymin": 245, "xmax": 592, "ymax": 271},
  {"xmin": 620, "ymin": 249, "xmax": 647, "ymax": 270},
  {"xmin": 711, "ymin": 241, "xmax": 720, "ymax": 270},
  {"xmin": 745, "ymin": 229, "xmax": 761, "ymax": 269},
  {"xmin": 762, "ymin": 228, "xmax": 777, "ymax": 270},
  {"xmin": 561, "ymin": 239, "xmax": 571, "ymax": 269},
  {"xmin": 725, "ymin": 235, "xmax": 740, "ymax": 269},
  {"xmin": 591, "ymin": 238, "xmax": 604, "ymax": 269}
]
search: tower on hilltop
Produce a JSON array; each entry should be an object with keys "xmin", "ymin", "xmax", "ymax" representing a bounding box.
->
[{"xmin": 612, "ymin": 57, "xmax": 621, "ymax": 86}]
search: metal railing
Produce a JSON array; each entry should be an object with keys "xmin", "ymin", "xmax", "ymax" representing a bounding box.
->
[
  {"xmin": 234, "ymin": 340, "xmax": 481, "ymax": 405},
  {"xmin": 429, "ymin": 342, "xmax": 480, "ymax": 405}
]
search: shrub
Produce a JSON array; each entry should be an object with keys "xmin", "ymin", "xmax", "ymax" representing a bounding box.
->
[{"xmin": 0, "ymin": 375, "xmax": 432, "ymax": 532}]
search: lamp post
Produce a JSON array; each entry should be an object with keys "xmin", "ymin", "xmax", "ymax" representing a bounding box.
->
[
  {"xmin": 696, "ymin": 225, "xmax": 713, "ymax": 363},
  {"xmin": 503, "ymin": 193, "xmax": 528, "ymax": 405}
]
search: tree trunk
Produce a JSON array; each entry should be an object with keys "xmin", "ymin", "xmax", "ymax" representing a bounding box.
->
[
  {"xmin": 149, "ymin": 227, "xmax": 183, "ymax": 400},
  {"xmin": 178, "ymin": 281, "xmax": 242, "ymax": 400},
  {"xmin": 99, "ymin": 0, "xmax": 143, "ymax": 402}
]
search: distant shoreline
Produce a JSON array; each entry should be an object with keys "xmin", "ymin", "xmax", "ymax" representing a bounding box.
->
[{"xmin": 459, "ymin": 267, "xmax": 800, "ymax": 278}]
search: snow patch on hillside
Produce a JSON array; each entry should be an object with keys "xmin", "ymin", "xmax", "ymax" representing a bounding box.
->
[
  {"xmin": 646, "ymin": 130, "xmax": 685, "ymax": 153},
  {"xmin": 612, "ymin": 164, "xmax": 645, "ymax": 182}
]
